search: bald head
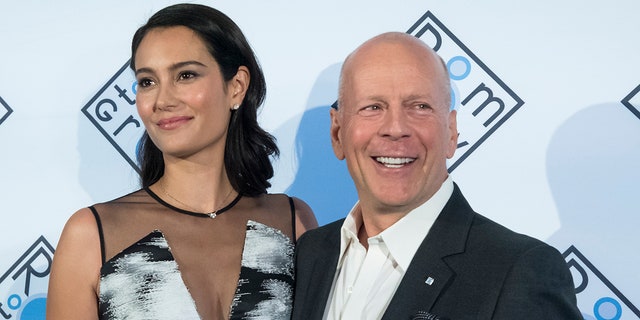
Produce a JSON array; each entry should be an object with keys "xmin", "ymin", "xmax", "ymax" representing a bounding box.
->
[{"xmin": 337, "ymin": 32, "xmax": 451, "ymax": 111}]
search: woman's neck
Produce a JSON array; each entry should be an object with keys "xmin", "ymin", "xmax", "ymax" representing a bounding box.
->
[{"xmin": 151, "ymin": 157, "xmax": 235, "ymax": 214}]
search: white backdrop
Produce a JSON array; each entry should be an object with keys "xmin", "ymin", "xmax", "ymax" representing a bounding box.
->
[{"xmin": 0, "ymin": 1, "xmax": 638, "ymax": 319}]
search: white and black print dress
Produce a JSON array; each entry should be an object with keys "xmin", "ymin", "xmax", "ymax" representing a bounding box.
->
[{"xmin": 90, "ymin": 189, "xmax": 296, "ymax": 320}]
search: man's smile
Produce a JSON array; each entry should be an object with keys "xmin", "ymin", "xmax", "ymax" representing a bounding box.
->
[{"xmin": 374, "ymin": 156, "xmax": 416, "ymax": 168}]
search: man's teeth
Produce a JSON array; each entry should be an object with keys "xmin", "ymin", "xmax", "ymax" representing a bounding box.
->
[{"xmin": 375, "ymin": 157, "xmax": 415, "ymax": 168}]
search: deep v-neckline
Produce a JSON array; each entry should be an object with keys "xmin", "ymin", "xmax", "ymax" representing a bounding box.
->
[{"xmin": 98, "ymin": 220, "xmax": 295, "ymax": 319}]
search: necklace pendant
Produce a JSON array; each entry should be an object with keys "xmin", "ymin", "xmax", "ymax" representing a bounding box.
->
[{"xmin": 208, "ymin": 212, "xmax": 217, "ymax": 219}]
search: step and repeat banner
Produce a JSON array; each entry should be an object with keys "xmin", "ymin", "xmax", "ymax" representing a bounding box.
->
[{"xmin": 1, "ymin": 1, "xmax": 638, "ymax": 319}]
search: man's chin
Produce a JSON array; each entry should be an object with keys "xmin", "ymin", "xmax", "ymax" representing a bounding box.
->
[{"xmin": 371, "ymin": 196, "xmax": 420, "ymax": 215}]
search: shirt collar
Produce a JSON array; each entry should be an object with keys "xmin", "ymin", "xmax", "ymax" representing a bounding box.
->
[
  {"xmin": 382, "ymin": 177, "xmax": 453, "ymax": 272},
  {"xmin": 336, "ymin": 176, "xmax": 454, "ymax": 272},
  {"xmin": 336, "ymin": 202, "xmax": 362, "ymax": 269}
]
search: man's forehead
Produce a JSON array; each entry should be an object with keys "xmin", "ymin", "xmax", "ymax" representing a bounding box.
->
[
  {"xmin": 345, "ymin": 61, "xmax": 439, "ymax": 92},
  {"xmin": 339, "ymin": 61, "xmax": 448, "ymax": 110}
]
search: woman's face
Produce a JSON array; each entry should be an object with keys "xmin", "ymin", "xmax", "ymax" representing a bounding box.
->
[{"xmin": 134, "ymin": 26, "xmax": 244, "ymax": 161}]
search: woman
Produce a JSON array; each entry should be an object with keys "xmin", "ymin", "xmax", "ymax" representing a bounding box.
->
[{"xmin": 47, "ymin": 4, "xmax": 317, "ymax": 319}]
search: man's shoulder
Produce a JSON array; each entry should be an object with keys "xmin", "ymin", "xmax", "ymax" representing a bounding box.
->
[
  {"xmin": 446, "ymin": 186, "xmax": 550, "ymax": 254},
  {"xmin": 467, "ymin": 212, "xmax": 559, "ymax": 260}
]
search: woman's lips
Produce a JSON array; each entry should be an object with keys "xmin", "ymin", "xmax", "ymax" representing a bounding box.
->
[{"xmin": 156, "ymin": 116, "xmax": 193, "ymax": 130}]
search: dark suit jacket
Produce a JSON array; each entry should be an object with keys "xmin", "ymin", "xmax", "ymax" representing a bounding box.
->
[{"xmin": 292, "ymin": 185, "xmax": 581, "ymax": 319}]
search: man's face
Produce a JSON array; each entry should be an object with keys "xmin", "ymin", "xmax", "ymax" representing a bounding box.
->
[{"xmin": 331, "ymin": 39, "xmax": 457, "ymax": 215}]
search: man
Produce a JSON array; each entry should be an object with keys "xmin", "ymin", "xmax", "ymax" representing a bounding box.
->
[{"xmin": 292, "ymin": 32, "xmax": 581, "ymax": 319}]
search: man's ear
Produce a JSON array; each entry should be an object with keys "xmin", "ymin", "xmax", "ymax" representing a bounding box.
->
[
  {"xmin": 229, "ymin": 66, "xmax": 250, "ymax": 106},
  {"xmin": 446, "ymin": 110, "xmax": 458, "ymax": 159},
  {"xmin": 330, "ymin": 108, "xmax": 345, "ymax": 160}
]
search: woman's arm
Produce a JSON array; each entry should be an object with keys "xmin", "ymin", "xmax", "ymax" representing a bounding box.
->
[{"xmin": 46, "ymin": 208, "xmax": 101, "ymax": 320}]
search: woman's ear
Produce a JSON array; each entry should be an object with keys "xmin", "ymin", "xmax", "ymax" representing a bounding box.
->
[{"xmin": 229, "ymin": 66, "xmax": 250, "ymax": 107}]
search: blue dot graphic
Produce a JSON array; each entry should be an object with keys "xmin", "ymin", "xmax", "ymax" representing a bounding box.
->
[
  {"xmin": 7, "ymin": 294, "xmax": 21, "ymax": 310},
  {"xmin": 19, "ymin": 297, "xmax": 46, "ymax": 320},
  {"xmin": 447, "ymin": 56, "xmax": 471, "ymax": 81},
  {"xmin": 594, "ymin": 297, "xmax": 622, "ymax": 320}
]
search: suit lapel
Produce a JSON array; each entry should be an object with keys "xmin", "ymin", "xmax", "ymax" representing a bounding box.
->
[{"xmin": 382, "ymin": 185, "xmax": 475, "ymax": 319}]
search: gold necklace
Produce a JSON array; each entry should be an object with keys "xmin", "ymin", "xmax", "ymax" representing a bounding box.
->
[{"xmin": 158, "ymin": 181, "xmax": 235, "ymax": 218}]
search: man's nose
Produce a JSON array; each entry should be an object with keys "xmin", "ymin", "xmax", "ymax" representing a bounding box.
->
[{"xmin": 378, "ymin": 106, "xmax": 411, "ymax": 139}]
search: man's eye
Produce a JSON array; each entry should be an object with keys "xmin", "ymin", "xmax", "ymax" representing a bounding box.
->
[
  {"xmin": 417, "ymin": 103, "xmax": 431, "ymax": 110},
  {"xmin": 358, "ymin": 104, "xmax": 383, "ymax": 117}
]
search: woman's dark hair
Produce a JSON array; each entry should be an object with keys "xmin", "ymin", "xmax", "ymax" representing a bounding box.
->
[{"xmin": 131, "ymin": 3, "xmax": 278, "ymax": 196}]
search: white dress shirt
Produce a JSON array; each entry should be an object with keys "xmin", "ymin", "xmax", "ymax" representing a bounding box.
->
[{"xmin": 324, "ymin": 177, "xmax": 454, "ymax": 320}]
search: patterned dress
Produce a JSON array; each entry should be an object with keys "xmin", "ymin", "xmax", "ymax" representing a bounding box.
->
[{"xmin": 90, "ymin": 189, "xmax": 296, "ymax": 319}]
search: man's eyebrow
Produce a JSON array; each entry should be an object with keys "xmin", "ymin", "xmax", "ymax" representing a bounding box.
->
[
  {"xmin": 135, "ymin": 60, "xmax": 207, "ymax": 76},
  {"xmin": 362, "ymin": 95, "xmax": 387, "ymax": 103},
  {"xmin": 404, "ymin": 94, "xmax": 432, "ymax": 101}
]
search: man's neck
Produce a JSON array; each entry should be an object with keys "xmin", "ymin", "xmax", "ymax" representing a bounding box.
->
[{"xmin": 356, "ymin": 205, "xmax": 410, "ymax": 248}]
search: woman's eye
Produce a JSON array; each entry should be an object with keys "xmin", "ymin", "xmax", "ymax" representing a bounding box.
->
[
  {"xmin": 137, "ymin": 78, "xmax": 154, "ymax": 88},
  {"xmin": 178, "ymin": 71, "xmax": 197, "ymax": 80}
]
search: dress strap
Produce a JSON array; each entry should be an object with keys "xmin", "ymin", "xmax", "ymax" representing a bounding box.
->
[
  {"xmin": 89, "ymin": 206, "xmax": 106, "ymax": 264},
  {"xmin": 288, "ymin": 197, "xmax": 296, "ymax": 244}
]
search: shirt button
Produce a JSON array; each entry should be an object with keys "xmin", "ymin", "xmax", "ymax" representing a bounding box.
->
[{"xmin": 347, "ymin": 286, "xmax": 353, "ymax": 294}]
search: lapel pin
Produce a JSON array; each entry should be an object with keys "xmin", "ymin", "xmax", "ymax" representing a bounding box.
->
[{"xmin": 425, "ymin": 276, "xmax": 435, "ymax": 286}]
